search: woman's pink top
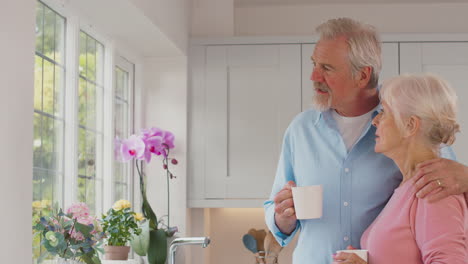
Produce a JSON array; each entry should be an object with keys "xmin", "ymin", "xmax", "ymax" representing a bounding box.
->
[{"xmin": 361, "ymin": 179, "xmax": 467, "ymax": 264}]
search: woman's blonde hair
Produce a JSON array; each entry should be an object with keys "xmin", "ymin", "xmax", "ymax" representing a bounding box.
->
[
  {"xmin": 380, "ymin": 74, "xmax": 460, "ymax": 149},
  {"xmin": 316, "ymin": 17, "xmax": 382, "ymax": 89}
]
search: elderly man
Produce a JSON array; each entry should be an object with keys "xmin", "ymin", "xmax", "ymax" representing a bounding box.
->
[{"xmin": 264, "ymin": 17, "xmax": 468, "ymax": 264}]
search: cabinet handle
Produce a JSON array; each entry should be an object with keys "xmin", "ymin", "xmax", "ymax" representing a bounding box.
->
[{"xmin": 226, "ymin": 66, "xmax": 230, "ymax": 177}]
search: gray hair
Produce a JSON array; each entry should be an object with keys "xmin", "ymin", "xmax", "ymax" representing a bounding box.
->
[
  {"xmin": 316, "ymin": 18, "xmax": 382, "ymax": 89},
  {"xmin": 380, "ymin": 74, "xmax": 460, "ymax": 149}
]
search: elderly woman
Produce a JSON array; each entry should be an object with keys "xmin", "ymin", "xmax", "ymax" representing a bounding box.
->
[{"xmin": 333, "ymin": 74, "xmax": 467, "ymax": 264}]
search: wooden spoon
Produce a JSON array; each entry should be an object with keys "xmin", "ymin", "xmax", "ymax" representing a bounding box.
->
[{"xmin": 256, "ymin": 229, "xmax": 267, "ymax": 252}]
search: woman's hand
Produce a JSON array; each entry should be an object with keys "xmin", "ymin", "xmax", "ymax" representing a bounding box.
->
[
  {"xmin": 332, "ymin": 252, "xmax": 367, "ymax": 264},
  {"xmin": 332, "ymin": 246, "xmax": 367, "ymax": 264}
]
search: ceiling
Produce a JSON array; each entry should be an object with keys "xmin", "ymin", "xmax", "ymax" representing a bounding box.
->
[{"xmin": 235, "ymin": 0, "xmax": 468, "ymax": 7}]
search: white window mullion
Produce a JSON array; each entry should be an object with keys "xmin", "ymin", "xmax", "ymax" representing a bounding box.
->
[
  {"xmin": 63, "ymin": 15, "xmax": 80, "ymax": 209},
  {"xmin": 132, "ymin": 62, "xmax": 143, "ymax": 211},
  {"xmin": 102, "ymin": 41, "xmax": 115, "ymax": 211}
]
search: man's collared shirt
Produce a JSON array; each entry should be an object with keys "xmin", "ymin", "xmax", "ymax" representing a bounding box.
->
[{"xmin": 264, "ymin": 107, "xmax": 455, "ymax": 264}]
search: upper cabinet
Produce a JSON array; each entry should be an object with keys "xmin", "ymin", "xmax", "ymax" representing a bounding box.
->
[
  {"xmin": 400, "ymin": 42, "xmax": 468, "ymax": 165},
  {"xmin": 189, "ymin": 36, "xmax": 468, "ymax": 208},
  {"xmin": 189, "ymin": 44, "xmax": 301, "ymax": 207}
]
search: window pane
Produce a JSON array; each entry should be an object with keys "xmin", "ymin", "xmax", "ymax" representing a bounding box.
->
[
  {"xmin": 35, "ymin": 2, "xmax": 44, "ymax": 54},
  {"xmin": 54, "ymin": 14, "xmax": 65, "ymax": 65},
  {"xmin": 96, "ymin": 42, "xmax": 105, "ymax": 86},
  {"xmin": 86, "ymin": 83, "xmax": 96, "ymax": 130},
  {"xmin": 33, "ymin": 113, "xmax": 42, "ymax": 168},
  {"xmin": 115, "ymin": 67, "xmax": 123, "ymax": 97},
  {"xmin": 114, "ymin": 182, "xmax": 128, "ymax": 201},
  {"xmin": 41, "ymin": 115, "xmax": 64, "ymax": 171},
  {"xmin": 77, "ymin": 176, "xmax": 96, "ymax": 214},
  {"xmin": 43, "ymin": 6, "xmax": 55, "ymax": 58},
  {"xmin": 54, "ymin": 65, "xmax": 65, "ymax": 117},
  {"xmin": 34, "ymin": 56, "xmax": 43, "ymax": 111},
  {"xmin": 79, "ymin": 32, "xmax": 87, "ymax": 78},
  {"xmin": 78, "ymin": 78, "xmax": 87, "ymax": 127},
  {"xmin": 78, "ymin": 128, "xmax": 96, "ymax": 176},
  {"xmin": 42, "ymin": 59, "xmax": 55, "ymax": 115},
  {"xmin": 86, "ymin": 37, "xmax": 96, "ymax": 82},
  {"xmin": 113, "ymin": 64, "xmax": 132, "ymax": 202}
]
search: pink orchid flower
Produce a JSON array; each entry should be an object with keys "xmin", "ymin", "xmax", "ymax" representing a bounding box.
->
[{"xmin": 120, "ymin": 135, "xmax": 145, "ymax": 162}]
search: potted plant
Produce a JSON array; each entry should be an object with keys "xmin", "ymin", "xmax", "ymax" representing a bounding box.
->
[
  {"xmin": 101, "ymin": 199, "xmax": 143, "ymax": 260},
  {"xmin": 33, "ymin": 202, "xmax": 105, "ymax": 264},
  {"xmin": 115, "ymin": 127, "xmax": 179, "ymax": 264}
]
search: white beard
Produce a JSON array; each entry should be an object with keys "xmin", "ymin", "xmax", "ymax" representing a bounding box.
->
[{"xmin": 312, "ymin": 82, "xmax": 332, "ymax": 111}]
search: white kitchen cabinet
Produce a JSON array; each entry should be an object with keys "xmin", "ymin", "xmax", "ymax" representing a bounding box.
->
[
  {"xmin": 301, "ymin": 43, "xmax": 399, "ymax": 110},
  {"xmin": 189, "ymin": 44, "xmax": 301, "ymax": 205},
  {"xmin": 400, "ymin": 42, "xmax": 468, "ymax": 165}
]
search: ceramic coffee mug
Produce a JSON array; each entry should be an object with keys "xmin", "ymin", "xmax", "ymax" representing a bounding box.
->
[{"xmin": 291, "ymin": 185, "xmax": 323, "ymax": 219}]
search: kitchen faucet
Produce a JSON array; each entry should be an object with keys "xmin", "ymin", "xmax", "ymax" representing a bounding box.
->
[{"xmin": 168, "ymin": 237, "xmax": 211, "ymax": 264}]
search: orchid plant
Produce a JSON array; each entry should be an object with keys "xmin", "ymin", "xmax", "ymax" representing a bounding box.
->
[{"xmin": 115, "ymin": 127, "xmax": 178, "ymax": 264}]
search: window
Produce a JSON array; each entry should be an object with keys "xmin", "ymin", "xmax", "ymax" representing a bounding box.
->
[
  {"xmin": 77, "ymin": 31, "xmax": 105, "ymax": 214},
  {"xmin": 33, "ymin": 0, "xmax": 65, "ymax": 259},
  {"xmin": 32, "ymin": 1, "xmax": 135, "ymax": 258},
  {"xmin": 113, "ymin": 60, "xmax": 134, "ymax": 202}
]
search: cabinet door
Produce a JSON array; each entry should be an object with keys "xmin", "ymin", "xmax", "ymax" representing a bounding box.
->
[
  {"xmin": 205, "ymin": 45, "xmax": 301, "ymax": 199},
  {"xmin": 400, "ymin": 42, "xmax": 468, "ymax": 164},
  {"xmin": 301, "ymin": 43, "xmax": 399, "ymax": 110}
]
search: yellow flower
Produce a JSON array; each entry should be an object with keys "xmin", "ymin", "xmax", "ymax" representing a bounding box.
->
[
  {"xmin": 32, "ymin": 201, "xmax": 42, "ymax": 209},
  {"xmin": 33, "ymin": 200, "xmax": 52, "ymax": 210},
  {"xmin": 112, "ymin": 199, "xmax": 131, "ymax": 211},
  {"xmin": 134, "ymin": 213, "xmax": 145, "ymax": 222},
  {"xmin": 41, "ymin": 200, "xmax": 51, "ymax": 208}
]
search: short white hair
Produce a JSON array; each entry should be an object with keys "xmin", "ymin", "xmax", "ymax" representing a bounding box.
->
[
  {"xmin": 316, "ymin": 17, "xmax": 382, "ymax": 89},
  {"xmin": 380, "ymin": 74, "xmax": 460, "ymax": 149}
]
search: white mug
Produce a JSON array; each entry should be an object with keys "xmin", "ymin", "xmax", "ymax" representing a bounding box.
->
[{"xmin": 291, "ymin": 185, "xmax": 323, "ymax": 219}]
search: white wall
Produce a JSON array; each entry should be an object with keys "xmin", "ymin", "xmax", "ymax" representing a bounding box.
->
[
  {"xmin": 191, "ymin": 0, "xmax": 234, "ymax": 37},
  {"xmin": 235, "ymin": 3, "xmax": 468, "ymax": 35},
  {"xmin": 143, "ymin": 56, "xmax": 188, "ymax": 238},
  {"xmin": 0, "ymin": 0, "xmax": 35, "ymax": 262},
  {"xmin": 130, "ymin": 0, "xmax": 192, "ymax": 54},
  {"xmin": 190, "ymin": 2, "xmax": 468, "ymax": 37}
]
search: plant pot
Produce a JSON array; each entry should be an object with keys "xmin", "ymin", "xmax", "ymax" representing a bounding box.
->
[
  {"xmin": 104, "ymin": 245, "xmax": 131, "ymax": 260},
  {"xmin": 56, "ymin": 258, "xmax": 84, "ymax": 264}
]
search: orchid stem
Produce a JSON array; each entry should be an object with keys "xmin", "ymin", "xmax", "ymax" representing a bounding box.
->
[{"xmin": 165, "ymin": 147, "xmax": 171, "ymax": 229}]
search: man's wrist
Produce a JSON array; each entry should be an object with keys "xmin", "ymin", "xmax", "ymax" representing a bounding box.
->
[{"xmin": 274, "ymin": 213, "xmax": 296, "ymax": 235}]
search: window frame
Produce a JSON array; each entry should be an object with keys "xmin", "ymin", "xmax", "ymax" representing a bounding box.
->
[
  {"xmin": 36, "ymin": 0, "xmax": 136, "ymax": 215},
  {"xmin": 112, "ymin": 56, "xmax": 135, "ymax": 204}
]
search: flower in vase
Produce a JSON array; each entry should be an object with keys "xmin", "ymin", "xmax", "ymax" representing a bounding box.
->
[{"xmin": 115, "ymin": 127, "xmax": 178, "ymax": 264}]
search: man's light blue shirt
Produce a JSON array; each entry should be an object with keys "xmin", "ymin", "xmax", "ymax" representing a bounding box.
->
[{"xmin": 264, "ymin": 107, "xmax": 455, "ymax": 264}]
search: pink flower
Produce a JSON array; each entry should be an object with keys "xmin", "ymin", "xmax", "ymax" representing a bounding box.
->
[
  {"xmin": 142, "ymin": 135, "xmax": 163, "ymax": 163},
  {"xmin": 70, "ymin": 230, "xmax": 85, "ymax": 241},
  {"xmin": 139, "ymin": 128, "xmax": 175, "ymax": 160},
  {"xmin": 142, "ymin": 127, "xmax": 175, "ymax": 150},
  {"xmin": 67, "ymin": 202, "xmax": 90, "ymax": 219},
  {"xmin": 120, "ymin": 135, "xmax": 145, "ymax": 162}
]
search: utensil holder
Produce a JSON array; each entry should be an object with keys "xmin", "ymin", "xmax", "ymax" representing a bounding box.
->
[{"xmin": 255, "ymin": 251, "xmax": 278, "ymax": 264}]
